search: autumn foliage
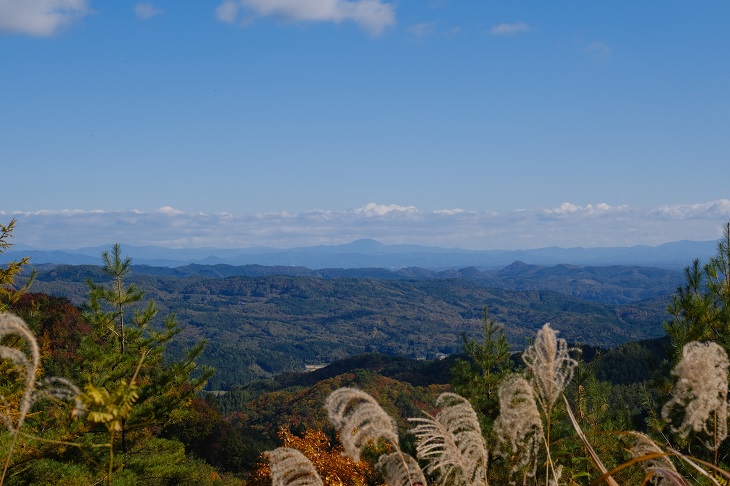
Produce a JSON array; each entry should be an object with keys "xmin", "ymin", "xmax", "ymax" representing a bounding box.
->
[{"xmin": 251, "ymin": 427, "xmax": 379, "ymax": 486}]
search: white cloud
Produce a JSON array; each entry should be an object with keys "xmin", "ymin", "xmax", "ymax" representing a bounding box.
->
[
  {"xmin": 216, "ymin": 0, "xmax": 395, "ymax": 36},
  {"xmin": 489, "ymin": 21, "xmax": 529, "ymax": 36},
  {"xmin": 157, "ymin": 206, "xmax": 184, "ymax": 215},
  {"xmin": 215, "ymin": 0, "xmax": 240, "ymax": 23},
  {"xmin": 134, "ymin": 2, "xmax": 164, "ymax": 20},
  {"xmin": 408, "ymin": 21, "xmax": 436, "ymax": 37},
  {"xmin": 543, "ymin": 202, "xmax": 625, "ymax": 217},
  {"xmin": 545, "ymin": 202, "xmax": 580, "ymax": 215},
  {"xmin": 354, "ymin": 203, "xmax": 418, "ymax": 217},
  {"xmin": 434, "ymin": 208, "xmax": 466, "ymax": 216},
  {"xmin": 0, "ymin": 0, "xmax": 89, "ymax": 36},
  {"xmin": 5, "ymin": 200, "xmax": 730, "ymax": 251},
  {"xmin": 651, "ymin": 200, "xmax": 730, "ymax": 220}
]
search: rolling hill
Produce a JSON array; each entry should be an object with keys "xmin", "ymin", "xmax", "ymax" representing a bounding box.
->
[{"xmin": 24, "ymin": 262, "xmax": 675, "ymax": 389}]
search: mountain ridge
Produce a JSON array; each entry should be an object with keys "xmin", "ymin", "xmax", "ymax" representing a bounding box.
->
[{"xmin": 4, "ymin": 238, "xmax": 718, "ymax": 269}]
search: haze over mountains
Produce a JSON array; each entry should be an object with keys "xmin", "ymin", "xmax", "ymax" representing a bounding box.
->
[{"xmin": 4, "ymin": 238, "xmax": 719, "ymax": 269}]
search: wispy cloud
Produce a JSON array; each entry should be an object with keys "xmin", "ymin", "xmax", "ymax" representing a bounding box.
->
[
  {"xmin": 215, "ymin": 0, "xmax": 241, "ymax": 23},
  {"xmin": 434, "ymin": 208, "xmax": 466, "ymax": 216},
  {"xmin": 0, "ymin": 0, "xmax": 90, "ymax": 36},
  {"xmin": 354, "ymin": 203, "xmax": 418, "ymax": 217},
  {"xmin": 134, "ymin": 2, "xmax": 164, "ymax": 20},
  {"xmin": 585, "ymin": 41, "xmax": 611, "ymax": 59},
  {"xmin": 489, "ymin": 21, "xmax": 529, "ymax": 36},
  {"xmin": 4, "ymin": 200, "xmax": 730, "ymax": 251},
  {"xmin": 215, "ymin": 0, "xmax": 395, "ymax": 36},
  {"xmin": 408, "ymin": 21, "xmax": 436, "ymax": 38}
]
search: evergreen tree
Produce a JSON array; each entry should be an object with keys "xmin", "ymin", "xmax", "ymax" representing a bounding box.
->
[
  {"xmin": 94, "ymin": 243, "xmax": 138, "ymax": 354},
  {"xmin": 658, "ymin": 222, "xmax": 730, "ymax": 468},
  {"xmin": 450, "ymin": 307, "xmax": 513, "ymax": 433},
  {"xmin": 1, "ymin": 243, "xmax": 218, "ymax": 484},
  {"xmin": 665, "ymin": 222, "xmax": 730, "ymax": 359},
  {"xmin": 80, "ymin": 244, "xmax": 213, "ymax": 461},
  {"xmin": 0, "ymin": 219, "xmax": 33, "ymax": 311}
]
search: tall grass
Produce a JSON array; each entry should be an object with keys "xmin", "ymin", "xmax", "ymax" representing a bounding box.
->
[
  {"xmin": 266, "ymin": 324, "xmax": 730, "ymax": 486},
  {"xmin": 0, "ymin": 312, "xmax": 141, "ymax": 486},
  {"xmin": 493, "ymin": 375, "xmax": 542, "ymax": 484},
  {"xmin": 661, "ymin": 341, "xmax": 728, "ymax": 463},
  {"xmin": 0, "ymin": 312, "xmax": 39, "ymax": 483}
]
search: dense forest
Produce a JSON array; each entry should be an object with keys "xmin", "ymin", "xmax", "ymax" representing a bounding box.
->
[
  {"xmin": 3, "ymin": 218, "xmax": 730, "ymax": 485},
  {"xmin": 25, "ymin": 260, "xmax": 673, "ymax": 390}
]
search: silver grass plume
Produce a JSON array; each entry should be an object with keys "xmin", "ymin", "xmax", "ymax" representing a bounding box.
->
[
  {"xmin": 409, "ymin": 392, "xmax": 488, "ymax": 486},
  {"xmin": 493, "ymin": 375, "xmax": 543, "ymax": 484},
  {"xmin": 0, "ymin": 312, "xmax": 39, "ymax": 433},
  {"xmin": 35, "ymin": 377, "xmax": 85, "ymax": 418},
  {"xmin": 326, "ymin": 387, "xmax": 426, "ymax": 486},
  {"xmin": 266, "ymin": 447, "xmax": 324, "ymax": 486},
  {"xmin": 547, "ymin": 465, "xmax": 562, "ymax": 486},
  {"xmin": 522, "ymin": 323, "xmax": 577, "ymax": 414},
  {"xmin": 661, "ymin": 341, "xmax": 728, "ymax": 451},
  {"xmin": 629, "ymin": 432, "xmax": 686, "ymax": 486},
  {"xmin": 376, "ymin": 452, "xmax": 428, "ymax": 486},
  {"xmin": 325, "ymin": 387, "xmax": 400, "ymax": 462}
]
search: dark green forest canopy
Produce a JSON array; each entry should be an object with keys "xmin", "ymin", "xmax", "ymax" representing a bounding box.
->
[{"xmin": 25, "ymin": 262, "xmax": 674, "ymax": 389}]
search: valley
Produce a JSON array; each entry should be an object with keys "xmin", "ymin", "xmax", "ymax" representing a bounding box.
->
[{"xmin": 25, "ymin": 260, "xmax": 679, "ymax": 390}]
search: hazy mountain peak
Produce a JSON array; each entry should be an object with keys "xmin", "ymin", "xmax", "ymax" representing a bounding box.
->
[
  {"xmin": 340, "ymin": 239, "xmax": 385, "ymax": 251},
  {"xmin": 2, "ymin": 239, "xmax": 718, "ymax": 270},
  {"xmin": 498, "ymin": 260, "xmax": 539, "ymax": 276}
]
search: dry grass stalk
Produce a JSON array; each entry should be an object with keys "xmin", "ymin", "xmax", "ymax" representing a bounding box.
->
[
  {"xmin": 522, "ymin": 323, "xmax": 577, "ymax": 414},
  {"xmin": 325, "ymin": 387, "xmax": 427, "ymax": 486},
  {"xmin": 562, "ymin": 394, "xmax": 619, "ymax": 486},
  {"xmin": 266, "ymin": 447, "xmax": 324, "ymax": 486},
  {"xmin": 1, "ymin": 312, "xmax": 41, "ymax": 486},
  {"xmin": 522, "ymin": 323, "xmax": 577, "ymax": 485},
  {"xmin": 409, "ymin": 392, "xmax": 488, "ymax": 486},
  {"xmin": 628, "ymin": 432, "xmax": 684, "ymax": 486},
  {"xmin": 324, "ymin": 387, "xmax": 400, "ymax": 462},
  {"xmin": 0, "ymin": 312, "xmax": 39, "ymax": 433},
  {"xmin": 376, "ymin": 453, "xmax": 428, "ymax": 486},
  {"xmin": 493, "ymin": 375, "xmax": 543, "ymax": 484},
  {"xmin": 1, "ymin": 313, "xmax": 86, "ymax": 486},
  {"xmin": 547, "ymin": 465, "xmax": 562, "ymax": 486},
  {"xmin": 35, "ymin": 377, "xmax": 85, "ymax": 418},
  {"xmin": 661, "ymin": 341, "xmax": 729, "ymax": 452}
]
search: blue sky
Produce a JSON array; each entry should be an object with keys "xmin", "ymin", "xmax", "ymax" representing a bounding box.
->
[{"xmin": 1, "ymin": 0, "xmax": 729, "ymax": 251}]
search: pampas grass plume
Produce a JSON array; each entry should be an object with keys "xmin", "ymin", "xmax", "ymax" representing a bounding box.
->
[
  {"xmin": 325, "ymin": 387, "xmax": 400, "ymax": 462},
  {"xmin": 493, "ymin": 375, "xmax": 543, "ymax": 484},
  {"xmin": 522, "ymin": 323, "xmax": 577, "ymax": 414},
  {"xmin": 266, "ymin": 447, "xmax": 324, "ymax": 486},
  {"xmin": 376, "ymin": 452, "xmax": 428, "ymax": 486},
  {"xmin": 661, "ymin": 341, "xmax": 729, "ymax": 450},
  {"xmin": 629, "ymin": 432, "xmax": 684, "ymax": 486},
  {"xmin": 0, "ymin": 312, "xmax": 40, "ymax": 432},
  {"xmin": 409, "ymin": 392, "xmax": 488, "ymax": 486}
]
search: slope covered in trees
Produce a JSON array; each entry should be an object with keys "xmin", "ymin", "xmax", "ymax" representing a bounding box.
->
[
  {"xmin": 5, "ymin": 219, "xmax": 730, "ymax": 484},
  {"xmin": 1, "ymin": 226, "xmax": 239, "ymax": 484},
  {"xmin": 26, "ymin": 268, "xmax": 671, "ymax": 389}
]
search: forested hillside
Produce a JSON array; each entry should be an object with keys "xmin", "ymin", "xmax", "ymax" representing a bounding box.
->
[
  {"xmin": 25, "ymin": 264, "xmax": 673, "ymax": 389},
  {"xmin": 4, "ymin": 220, "xmax": 730, "ymax": 485}
]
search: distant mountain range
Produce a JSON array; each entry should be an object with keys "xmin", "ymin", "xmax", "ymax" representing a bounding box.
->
[{"xmin": 4, "ymin": 238, "xmax": 719, "ymax": 269}]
